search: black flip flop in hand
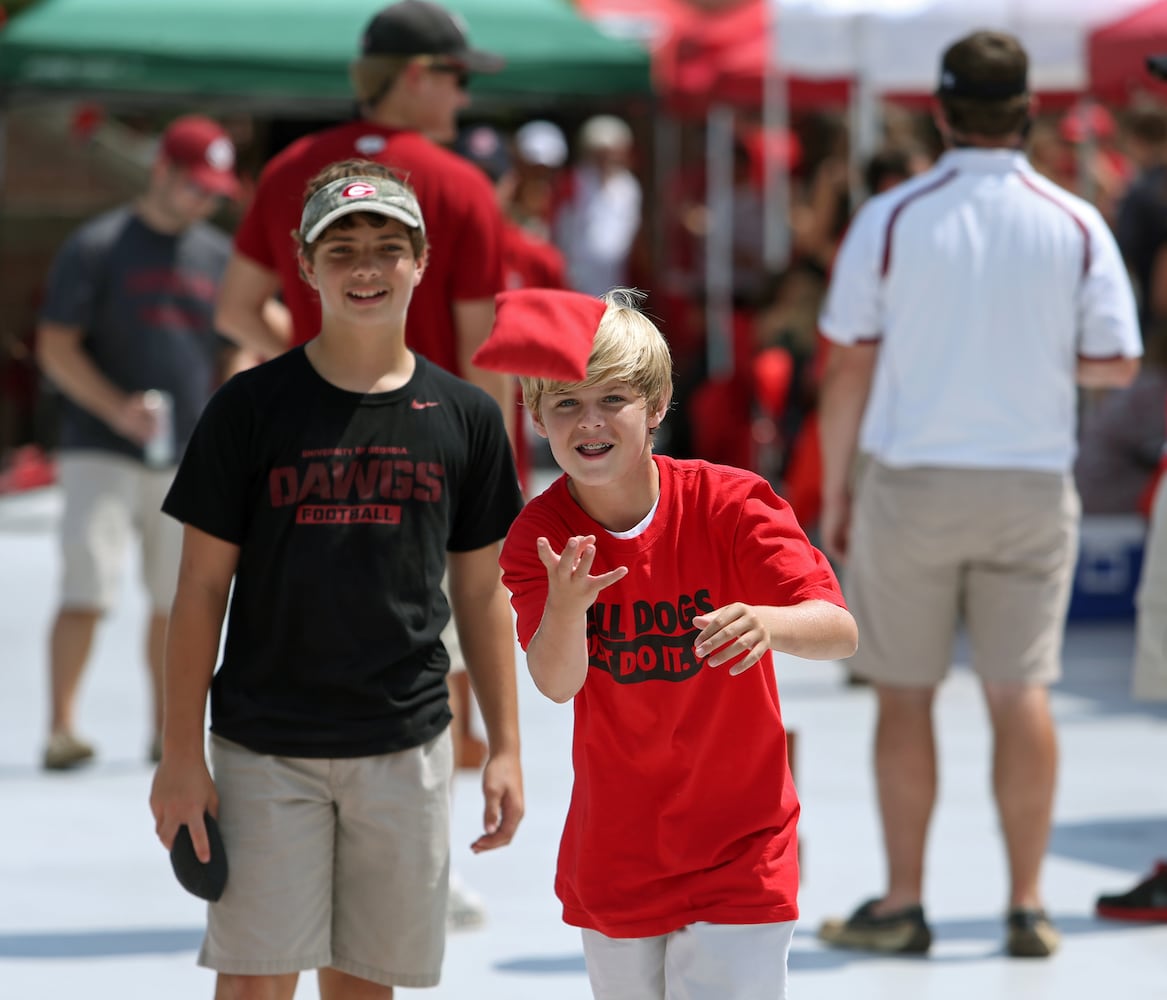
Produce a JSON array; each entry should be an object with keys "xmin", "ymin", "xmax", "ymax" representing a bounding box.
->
[{"xmin": 170, "ymin": 811, "xmax": 228, "ymax": 902}]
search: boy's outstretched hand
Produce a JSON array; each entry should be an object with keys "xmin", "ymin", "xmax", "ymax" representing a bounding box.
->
[
  {"xmin": 693, "ymin": 603, "xmax": 772, "ymax": 676},
  {"xmin": 537, "ymin": 535, "xmax": 628, "ymax": 612}
]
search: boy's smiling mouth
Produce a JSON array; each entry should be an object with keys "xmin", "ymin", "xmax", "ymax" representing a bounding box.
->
[{"xmin": 577, "ymin": 441, "xmax": 613, "ymax": 456}]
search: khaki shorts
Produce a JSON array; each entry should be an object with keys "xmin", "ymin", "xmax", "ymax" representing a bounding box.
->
[
  {"xmin": 200, "ymin": 731, "xmax": 454, "ymax": 988},
  {"xmin": 845, "ymin": 461, "xmax": 1079, "ymax": 687},
  {"xmin": 57, "ymin": 452, "xmax": 180, "ymax": 613}
]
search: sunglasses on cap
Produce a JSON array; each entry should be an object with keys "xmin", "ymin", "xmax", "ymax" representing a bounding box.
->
[{"xmin": 414, "ymin": 55, "xmax": 469, "ymax": 91}]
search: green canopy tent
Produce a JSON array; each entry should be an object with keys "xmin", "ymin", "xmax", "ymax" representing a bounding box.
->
[{"xmin": 0, "ymin": 0, "xmax": 652, "ymax": 107}]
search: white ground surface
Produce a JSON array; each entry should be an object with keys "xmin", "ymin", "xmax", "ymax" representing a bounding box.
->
[{"xmin": 1, "ymin": 484, "xmax": 1165, "ymax": 999}]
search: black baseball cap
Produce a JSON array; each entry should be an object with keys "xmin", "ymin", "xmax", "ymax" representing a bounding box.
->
[
  {"xmin": 454, "ymin": 125, "xmax": 512, "ymax": 182},
  {"xmin": 936, "ymin": 30, "xmax": 1028, "ymax": 102},
  {"xmin": 361, "ymin": 0, "xmax": 504, "ymax": 74}
]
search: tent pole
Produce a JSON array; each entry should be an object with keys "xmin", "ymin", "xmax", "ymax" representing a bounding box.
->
[
  {"xmin": 0, "ymin": 100, "xmax": 7, "ymax": 196},
  {"xmin": 848, "ymin": 70, "xmax": 878, "ymax": 211},
  {"xmin": 653, "ymin": 108, "xmax": 678, "ymax": 298},
  {"xmin": 762, "ymin": 38, "xmax": 791, "ymax": 271},
  {"xmin": 705, "ymin": 103, "xmax": 735, "ymax": 379},
  {"xmin": 849, "ymin": 16, "xmax": 879, "ymax": 210}
]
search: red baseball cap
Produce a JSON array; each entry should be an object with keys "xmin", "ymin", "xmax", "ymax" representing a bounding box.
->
[{"xmin": 159, "ymin": 115, "xmax": 241, "ymax": 198}]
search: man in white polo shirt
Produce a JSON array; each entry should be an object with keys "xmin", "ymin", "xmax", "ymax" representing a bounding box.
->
[{"xmin": 815, "ymin": 30, "xmax": 1141, "ymax": 959}]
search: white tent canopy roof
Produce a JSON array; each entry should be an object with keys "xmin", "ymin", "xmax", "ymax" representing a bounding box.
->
[{"xmin": 774, "ymin": 0, "xmax": 1149, "ymax": 93}]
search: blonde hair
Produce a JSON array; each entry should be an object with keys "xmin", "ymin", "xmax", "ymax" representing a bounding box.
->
[
  {"xmin": 521, "ymin": 288, "xmax": 674, "ymax": 421},
  {"xmin": 349, "ymin": 54, "xmax": 412, "ymax": 109}
]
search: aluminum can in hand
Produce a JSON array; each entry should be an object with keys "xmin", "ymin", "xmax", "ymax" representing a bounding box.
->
[{"xmin": 142, "ymin": 390, "xmax": 175, "ymax": 468}]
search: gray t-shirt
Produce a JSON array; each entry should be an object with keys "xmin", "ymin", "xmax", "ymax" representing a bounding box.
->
[{"xmin": 39, "ymin": 206, "xmax": 231, "ymax": 465}]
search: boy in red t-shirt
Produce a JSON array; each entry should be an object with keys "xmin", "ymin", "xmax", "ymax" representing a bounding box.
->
[{"xmin": 499, "ymin": 289, "xmax": 857, "ymax": 998}]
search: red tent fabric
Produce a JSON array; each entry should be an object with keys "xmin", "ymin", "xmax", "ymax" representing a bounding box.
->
[
  {"xmin": 575, "ymin": 0, "xmax": 848, "ymax": 113},
  {"xmin": 1088, "ymin": 0, "xmax": 1167, "ymax": 103}
]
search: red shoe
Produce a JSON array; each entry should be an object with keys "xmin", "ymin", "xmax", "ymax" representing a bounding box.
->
[
  {"xmin": 1095, "ymin": 862, "xmax": 1167, "ymax": 922},
  {"xmin": 2, "ymin": 445, "xmax": 56, "ymax": 492}
]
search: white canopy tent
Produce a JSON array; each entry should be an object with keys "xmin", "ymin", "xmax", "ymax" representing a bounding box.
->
[
  {"xmin": 599, "ymin": 0, "xmax": 1151, "ymax": 382},
  {"xmin": 773, "ymin": 0, "xmax": 1150, "ymax": 95},
  {"xmin": 767, "ymin": 0, "xmax": 1150, "ymax": 203}
]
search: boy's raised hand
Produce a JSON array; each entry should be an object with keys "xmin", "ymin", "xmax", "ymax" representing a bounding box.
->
[
  {"xmin": 693, "ymin": 603, "xmax": 772, "ymax": 675},
  {"xmin": 537, "ymin": 535, "xmax": 628, "ymax": 612}
]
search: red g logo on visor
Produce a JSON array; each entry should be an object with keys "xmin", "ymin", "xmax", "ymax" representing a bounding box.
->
[{"xmin": 342, "ymin": 182, "xmax": 377, "ymax": 199}]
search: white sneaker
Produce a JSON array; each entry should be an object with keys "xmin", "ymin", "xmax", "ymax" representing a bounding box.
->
[{"xmin": 447, "ymin": 872, "xmax": 487, "ymax": 931}]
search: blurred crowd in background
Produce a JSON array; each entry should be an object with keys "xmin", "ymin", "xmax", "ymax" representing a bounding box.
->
[{"xmin": 1, "ymin": 0, "xmax": 1166, "ymax": 550}]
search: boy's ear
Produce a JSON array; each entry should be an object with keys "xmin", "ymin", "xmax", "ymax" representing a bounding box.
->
[
  {"xmin": 648, "ymin": 391, "xmax": 671, "ymax": 429},
  {"xmin": 530, "ymin": 410, "xmax": 549, "ymax": 440},
  {"xmin": 402, "ymin": 59, "xmax": 427, "ymax": 91},
  {"xmin": 413, "ymin": 247, "xmax": 428, "ymax": 287},
  {"xmin": 150, "ymin": 158, "xmax": 170, "ymax": 189},
  {"xmin": 297, "ymin": 249, "xmax": 317, "ymax": 289}
]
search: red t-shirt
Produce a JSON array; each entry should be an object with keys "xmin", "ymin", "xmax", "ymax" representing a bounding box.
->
[
  {"xmin": 503, "ymin": 221, "xmax": 567, "ymax": 292},
  {"xmin": 500, "ymin": 455, "xmax": 846, "ymax": 937},
  {"xmin": 234, "ymin": 121, "xmax": 505, "ymax": 374},
  {"xmin": 501, "ymin": 222, "xmax": 567, "ymax": 491}
]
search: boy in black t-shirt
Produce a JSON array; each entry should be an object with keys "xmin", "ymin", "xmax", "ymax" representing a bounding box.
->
[{"xmin": 149, "ymin": 160, "xmax": 525, "ymax": 997}]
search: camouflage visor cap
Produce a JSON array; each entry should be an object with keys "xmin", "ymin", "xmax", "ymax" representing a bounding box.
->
[{"xmin": 300, "ymin": 175, "xmax": 426, "ymax": 244}]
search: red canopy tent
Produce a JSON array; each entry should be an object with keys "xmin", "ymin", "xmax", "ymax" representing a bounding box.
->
[
  {"xmin": 1088, "ymin": 0, "xmax": 1167, "ymax": 103},
  {"xmin": 656, "ymin": 0, "xmax": 848, "ymax": 114},
  {"xmin": 576, "ymin": 0, "xmax": 849, "ymax": 115}
]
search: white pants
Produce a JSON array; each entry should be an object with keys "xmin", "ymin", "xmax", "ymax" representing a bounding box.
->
[
  {"xmin": 1134, "ymin": 475, "xmax": 1167, "ymax": 702},
  {"xmin": 581, "ymin": 921, "xmax": 796, "ymax": 1000}
]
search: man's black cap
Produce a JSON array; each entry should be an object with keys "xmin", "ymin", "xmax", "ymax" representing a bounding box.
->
[
  {"xmin": 454, "ymin": 125, "xmax": 512, "ymax": 182},
  {"xmin": 362, "ymin": 0, "xmax": 504, "ymax": 74},
  {"xmin": 936, "ymin": 30, "xmax": 1028, "ymax": 102}
]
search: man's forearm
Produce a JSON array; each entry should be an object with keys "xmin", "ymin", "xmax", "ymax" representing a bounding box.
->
[
  {"xmin": 216, "ymin": 298, "xmax": 292, "ymax": 358},
  {"xmin": 819, "ymin": 381, "xmax": 866, "ymax": 504},
  {"xmin": 818, "ymin": 343, "xmax": 877, "ymax": 502},
  {"xmin": 465, "ymin": 365, "xmax": 517, "ymax": 446},
  {"xmin": 453, "ymin": 297, "xmax": 516, "ymax": 447},
  {"xmin": 38, "ymin": 333, "xmax": 129, "ymax": 427},
  {"xmin": 214, "ymin": 254, "xmax": 293, "ymax": 358}
]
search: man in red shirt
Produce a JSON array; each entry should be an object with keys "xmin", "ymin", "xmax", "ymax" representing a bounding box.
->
[
  {"xmin": 453, "ymin": 122, "xmax": 568, "ymax": 492},
  {"xmin": 214, "ymin": 0, "xmax": 513, "ymax": 436}
]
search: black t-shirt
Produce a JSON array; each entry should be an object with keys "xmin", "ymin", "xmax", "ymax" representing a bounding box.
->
[
  {"xmin": 1117, "ymin": 165, "xmax": 1167, "ymax": 336},
  {"xmin": 39, "ymin": 206, "xmax": 230, "ymax": 464},
  {"xmin": 163, "ymin": 349, "xmax": 523, "ymax": 757}
]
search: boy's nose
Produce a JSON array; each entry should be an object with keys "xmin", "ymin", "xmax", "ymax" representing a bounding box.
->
[
  {"xmin": 351, "ymin": 250, "xmax": 382, "ymax": 276},
  {"xmin": 577, "ymin": 403, "xmax": 604, "ymax": 427}
]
